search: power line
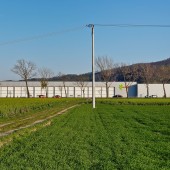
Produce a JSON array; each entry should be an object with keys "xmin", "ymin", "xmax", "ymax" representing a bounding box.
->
[
  {"xmin": 93, "ymin": 24, "xmax": 170, "ymax": 28},
  {"xmin": 0, "ymin": 26, "xmax": 85, "ymax": 46},
  {"xmin": 1, "ymin": 24, "xmax": 170, "ymax": 46}
]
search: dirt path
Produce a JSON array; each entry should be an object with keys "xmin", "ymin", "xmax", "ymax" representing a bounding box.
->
[
  {"xmin": 0, "ymin": 122, "xmax": 13, "ymax": 128},
  {"xmin": 0, "ymin": 105, "xmax": 78, "ymax": 138}
]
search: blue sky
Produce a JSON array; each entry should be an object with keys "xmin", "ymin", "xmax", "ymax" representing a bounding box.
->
[{"xmin": 0, "ymin": 0, "xmax": 170, "ymax": 80}]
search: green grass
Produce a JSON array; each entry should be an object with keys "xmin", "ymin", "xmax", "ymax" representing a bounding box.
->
[
  {"xmin": 97, "ymin": 98, "xmax": 170, "ymax": 105},
  {"xmin": 0, "ymin": 98, "xmax": 85, "ymax": 133},
  {"xmin": 0, "ymin": 102, "xmax": 169, "ymax": 170},
  {"xmin": 0, "ymin": 98, "xmax": 85, "ymax": 120}
]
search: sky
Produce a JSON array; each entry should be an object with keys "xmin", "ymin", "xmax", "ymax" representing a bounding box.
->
[{"xmin": 0, "ymin": 0, "xmax": 170, "ymax": 80}]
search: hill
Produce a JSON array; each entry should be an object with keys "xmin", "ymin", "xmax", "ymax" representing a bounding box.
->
[
  {"xmin": 29, "ymin": 58, "xmax": 170, "ymax": 82},
  {"xmin": 150, "ymin": 57, "xmax": 170, "ymax": 66}
]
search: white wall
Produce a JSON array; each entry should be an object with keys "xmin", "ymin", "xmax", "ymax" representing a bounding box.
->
[
  {"xmin": 0, "ymin": 81, "xmax": 137, "ymax": 98},
  {"xmin": 137, "ymin": 84, "xmax": 170, "ymax": 98}
]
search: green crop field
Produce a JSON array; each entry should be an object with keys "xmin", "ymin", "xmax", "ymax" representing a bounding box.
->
[
  {"xmin": 0, "ymin": 98, "xmax": 85, "ymax": 135},
  {"xmin": 0, "ymin": 98, "xmax": 84, "ymax": 120},
  {"xmin": 0, "ymin": 98, "xmax": 170, "ymax": 170}
]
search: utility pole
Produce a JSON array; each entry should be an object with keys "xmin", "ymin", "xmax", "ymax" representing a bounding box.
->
[{"xmin": 87, "ymin": 24, "xmax": 95, "ymax": 108}]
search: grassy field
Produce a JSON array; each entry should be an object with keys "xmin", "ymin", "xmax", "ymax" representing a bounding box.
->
[
  {"xmin": 0, "ymin": 98, "xmax": 86, "ymax": 133},
  {"xmin": 0, "ymin": 98, "xmax": 85, "ymax": 120},
  {"xmin": 0, "ymin": 99, "xmax": 170, "ymax": 170}
]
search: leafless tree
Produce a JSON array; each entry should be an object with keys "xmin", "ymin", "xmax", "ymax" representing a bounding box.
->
[
  {"xmin": 140, "ymin": 64, "xmax": 155, "ymax": 97},
  {"xmin": 58, "ymin": 72, "xmax": 68, "ymax": 97},
  {"xmin": 75, "ymin": 75, "xmax": 88, "ymax": 98},
  {"xmin": 157, "ymin": 65, "xmax": 170, "ymax": 98},
  {"xmin": 11, "ymin": 59, "xmax": 36, "ymax": 98},
  {"xmin": 118, "ymin": 63, "xmax": 139, "ymax": 98},
  {"xmin": 95, "ymin": 56, "xmax": 116, "ymax": 98},
  {"xmin": 38, "ymin": 67, "xmax": 54, "ymax": 97},
  {"xmin": 58, "ymin": 86, "xmax": 63, "ymax": 97}
]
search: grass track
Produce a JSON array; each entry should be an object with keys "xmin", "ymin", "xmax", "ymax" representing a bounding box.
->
[
  {"xmin": 0, "ymin": 98, "xmax": 85, "ymax": 133},
  {"xmin": 0, "ymin": 103, "xmax": 170, "ymax": 169}
]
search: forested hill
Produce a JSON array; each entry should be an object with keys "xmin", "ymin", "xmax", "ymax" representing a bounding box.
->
[
  {"xmin": 30, "ymin": 57, "xmax": 170, "ymax": 82},
  {"xmin": 150, "ymin": 57, "xmax": 170, "ymax": 66}
]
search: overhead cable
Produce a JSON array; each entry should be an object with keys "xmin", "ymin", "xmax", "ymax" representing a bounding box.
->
[
  {"xmin": 93, "ymin": 24, "xmax": 170, "ymax": 28},
  {"xmin": 0, "ymin": 26, "xmax": 85, "ymax": 46}
]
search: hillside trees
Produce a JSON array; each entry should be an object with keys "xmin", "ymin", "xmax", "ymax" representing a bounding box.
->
[{"xmin": 11, "ymin": 59, "xmax": 36, "ymax": 98}]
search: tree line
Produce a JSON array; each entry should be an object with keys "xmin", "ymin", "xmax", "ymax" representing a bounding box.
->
[
  {"xmin": 95, "ymin": 56, "xmax": 170, "ymax": 98},
  {"xmin": 11, "ymin": 57, "xmax": 170, "ymax": 98}
]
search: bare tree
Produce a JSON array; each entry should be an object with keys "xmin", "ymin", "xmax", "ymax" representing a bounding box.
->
[
  {"xmin": 11, "ymin": 59, "xmax": 36, "ymax": 98},
  {"xmin": 58, "ymin": 86, "xmax": 63, "ymax": 97},
  {"xmin": 38, "ymin": 67, "xmax": 54, "ymax": 97},
  {"xmin": 96, "ymin": 56, "xmax": 116, "ymax": 98},
  {"xmin": 75, "ymin": 75, "xmax": 88, "ymax": 98},
  {"xmin": 58, "ymin": 72, "xmax": 68, "ymax": 97},
  {"xmin": 157, "ymin": 65, "xmax": 170, "ymax": 98},
  {"xmin": 117, "ymin": 63, "xmax": 139, "ymax": 98},
  {"xmin": 140, "ymin": 64, "xmax": 155, "ymax": 97}
]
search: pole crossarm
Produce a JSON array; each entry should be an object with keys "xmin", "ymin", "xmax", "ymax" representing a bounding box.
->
[{"xmin": 86, "ymin": 24, "xmax": 94, "ymax": 28}]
